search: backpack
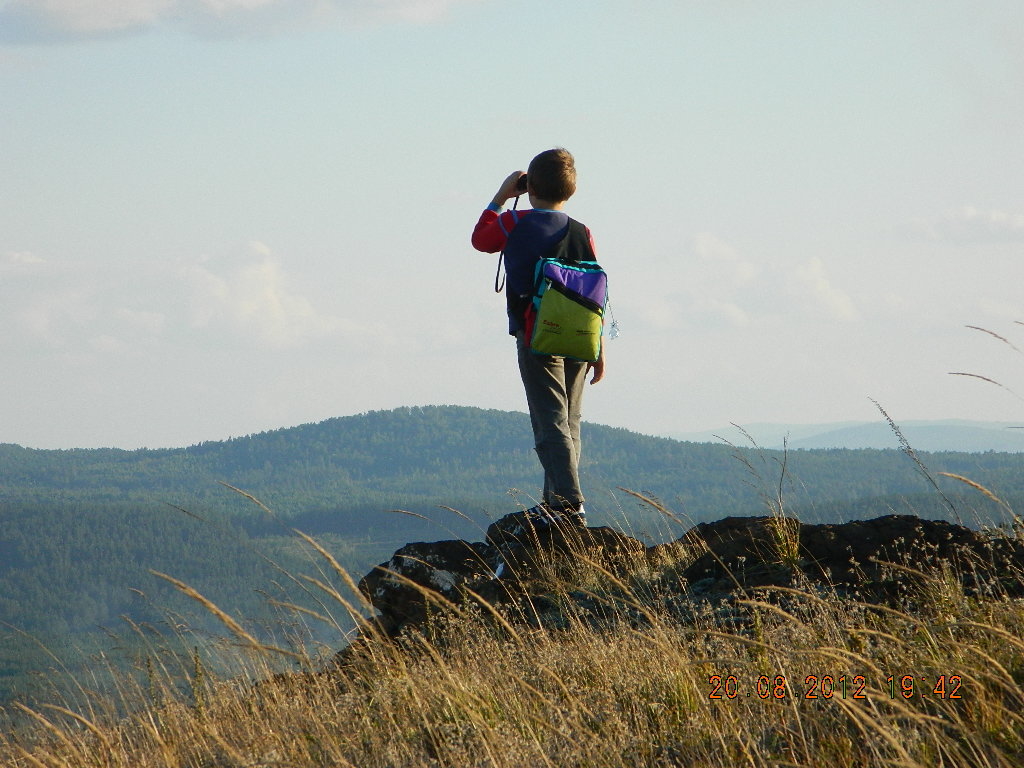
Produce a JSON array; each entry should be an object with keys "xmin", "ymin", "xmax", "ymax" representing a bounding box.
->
[{"xmin": 523, "ymin": 219, "xmax": 608, "ymax": 362}]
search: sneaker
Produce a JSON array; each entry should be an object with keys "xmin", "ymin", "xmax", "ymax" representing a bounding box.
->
[
  {"xmin": 522, "ymin": 504, "xmax": 560, "ymax": 528},
  {"xmin": 558, "ymin": 505, "xmax": 586, "ymax": 528},
  {"xmin": 522, "ymin": 504, "xmax": 587, "ymax": 529}
]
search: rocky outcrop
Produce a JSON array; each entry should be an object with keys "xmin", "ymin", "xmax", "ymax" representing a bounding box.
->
[
  {"xmin": 358, "ymin": 539, "xmax": 498, "ymax": 634},
  {"xmin": 357, "ymin": 512, "xmax": 1024, "ymax": 637},
  {"xmin": 357, "ymin": 510, "xmax": 647, "ymax": 635},
  {"xmin": 678, "ymin": 514, "xmax": 1024, "ymax": 599},
  {"xmin": 484, "ymin": 510, "xmax": 646, "ymax": 582}
]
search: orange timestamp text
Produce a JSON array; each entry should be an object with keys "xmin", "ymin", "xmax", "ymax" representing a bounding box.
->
[{"xmin": 709, "ymin": 674, "xmax": 963, "ymax": 701}]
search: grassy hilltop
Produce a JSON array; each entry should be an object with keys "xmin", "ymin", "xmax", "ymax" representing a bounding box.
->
[
  {"xmin": 3, "ymin": 507, "xmax": 1024, "ymax": 767},
  {"xmin": 2, "ymin": 405, "xmax": 1024, "ymax": 765}
]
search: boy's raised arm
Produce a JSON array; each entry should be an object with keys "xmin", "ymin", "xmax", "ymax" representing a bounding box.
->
[{"xmin": 471, "ymin": 170, "xmax": 526, "ymax": 253}]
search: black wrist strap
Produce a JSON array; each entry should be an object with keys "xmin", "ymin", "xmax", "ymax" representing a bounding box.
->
[
  {"xmin": 493, "ymin": 195, "xmax": 520, "ymax": 293},
  {"xmin": 494, "ymin": 253, "xmax": 505, "ymax": 293}
]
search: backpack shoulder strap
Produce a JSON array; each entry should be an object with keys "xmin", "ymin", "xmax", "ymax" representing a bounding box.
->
[{"xmin": 543, "ymin": 217, "xmax": 596, "ymax": 265}]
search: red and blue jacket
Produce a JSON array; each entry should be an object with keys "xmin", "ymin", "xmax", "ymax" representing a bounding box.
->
[{"xmin": 472, "ymin": 204, "xmax": 597, "ymax": 334}]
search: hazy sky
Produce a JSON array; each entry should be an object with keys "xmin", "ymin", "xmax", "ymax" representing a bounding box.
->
[{"xmin": 2, "ymin": 0, "xmax": 1022, "ymax": 449}]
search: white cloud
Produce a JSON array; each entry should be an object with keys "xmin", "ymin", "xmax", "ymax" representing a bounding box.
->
[
  {"xmin": 13, "ymin": 287, "xmax": 96, "ymax": 347},
  {"xmin": 370, "ymin": 0, "xmax": 471, "ymax": 23},
  {"xmin": 694, "ymin": 232, "xmax": 760, "ymax": 284},
  {"xmin": 115, "ymin": 307, "xmax": 167, "ymax": 335},
  {"xmin": 669, "ymin": 232, "xmax": 761, "ymax": 329},
  {"xmin": 976, "ymin": 297, "xmax": 1024, "ymax": 322},
  {"xmin": 88, "ymin": 334, "xmax": 125, "ymax": 354},
  {"xmin": 200, "ymin": 0, "xmax": 283, "ymax": 14},
  {"xmin": 0, "ymin": 0, "xmax": 173, "ymax": 37},
  {"xmin": 2, "ymin": 242, "xmax": 351, "ymax": 353},
  {"xmin": 0, "ymin": 0, "xmax": 476, "ymax": 41},
  {"xmin": 690, "ymin": 233, "xmax": 860, "ymax": 325},
  {"xmin": 0, "ymin": 250, "xmax": 45, "ymax": 273},
  {"xmin": 789, "ymin": 257, "xmax": 860, "ymax": 322},
  {"xmin": 181, "ymin": 241, "xmax": 354, "ymax": 348},
  {"xmin": 694, "ymin": 296, "xmax": 750, "ymax": 328},
  {"xmin": 926, "ymin": 206, "xmax": 1024, "ymax": 244},
  {"xmin": 631, "ymin": 234, "xmax": 860, "ymax": 333}
]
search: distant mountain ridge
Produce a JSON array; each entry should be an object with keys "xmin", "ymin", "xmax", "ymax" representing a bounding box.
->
[{"xmin": 671, "ymin": 420, "xmax": 1024, "ymax": 452}]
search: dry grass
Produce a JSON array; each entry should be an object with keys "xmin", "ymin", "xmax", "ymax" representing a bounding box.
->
[{"xmin": 3, "ymin": 524, "xmax": 1024, "ymax": 768}]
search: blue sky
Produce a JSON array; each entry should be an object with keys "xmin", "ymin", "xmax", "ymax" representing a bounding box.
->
[{"xmin": 1, "ymin": 0, "xmax": 1022, "ymax": 448}]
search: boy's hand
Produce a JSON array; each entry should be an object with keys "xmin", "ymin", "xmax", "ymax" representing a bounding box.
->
[
  {"xmin": 587, "ymin": 347, "xmax": 605, "ymax": 384},
  {"xmin": 492, "ymin": 171, "xmax": 526, "ymax": 207}
]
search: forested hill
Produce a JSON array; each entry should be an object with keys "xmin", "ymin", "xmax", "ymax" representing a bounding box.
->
[
  {"xmin": 4, "ymin": 404, "xmax": 1024, "ymax": 536},
  {"xmin": 2, "ymin": 405, "xmax": 1023, "ymax": 704}
]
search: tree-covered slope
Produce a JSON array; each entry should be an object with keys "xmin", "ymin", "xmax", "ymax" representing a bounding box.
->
[
  {"xmin": 6, "ymin": 404, "xmax": 1022, "ymax": 528},
  {"xmin": 1, "ymin": 405, "xmax": 1022, "ymax": 703}
]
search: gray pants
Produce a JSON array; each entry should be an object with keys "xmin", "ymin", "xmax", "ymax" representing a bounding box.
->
[{"xmin": 515, "ymin": 331, "xmax": 587, "ymax": 509}]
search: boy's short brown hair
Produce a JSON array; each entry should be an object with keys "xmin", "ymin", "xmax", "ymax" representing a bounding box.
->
[{"xmin": 527, "ymin": 148, "xmax": 577, "ymax": 203}]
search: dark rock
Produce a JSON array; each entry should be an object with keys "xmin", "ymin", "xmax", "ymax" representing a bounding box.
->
[
  {"xmin": 358, "ymin": 539, "xmax": 497, "ymax": 630},
  {"xmin": 678, "ymin": 514, "xmax": 1024, "ymax": 600},
  {"xmin": 485, "ymin": 509, "xmax": 586, "ymax": 548},
  {"xmin": 358, "ymin": 511, "xmax": 646, "ymax": 636},
  {"xmin": 486, "ymin": 510, "xmax": 646, "ymax": 582},
  {"xmin": 677, "ymin": 516, "xmax": 794, "ymax": 579}
]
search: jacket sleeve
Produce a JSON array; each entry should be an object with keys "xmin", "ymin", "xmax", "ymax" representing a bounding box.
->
[{"xmin": 471, "ymin": 208, "xmax": 518, "ymax": 253}]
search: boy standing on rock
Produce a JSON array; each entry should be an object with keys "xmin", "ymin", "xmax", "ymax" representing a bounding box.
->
[{"xmin": 471, "ymin": 148, "xmax": 605, "ymax": 527}]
